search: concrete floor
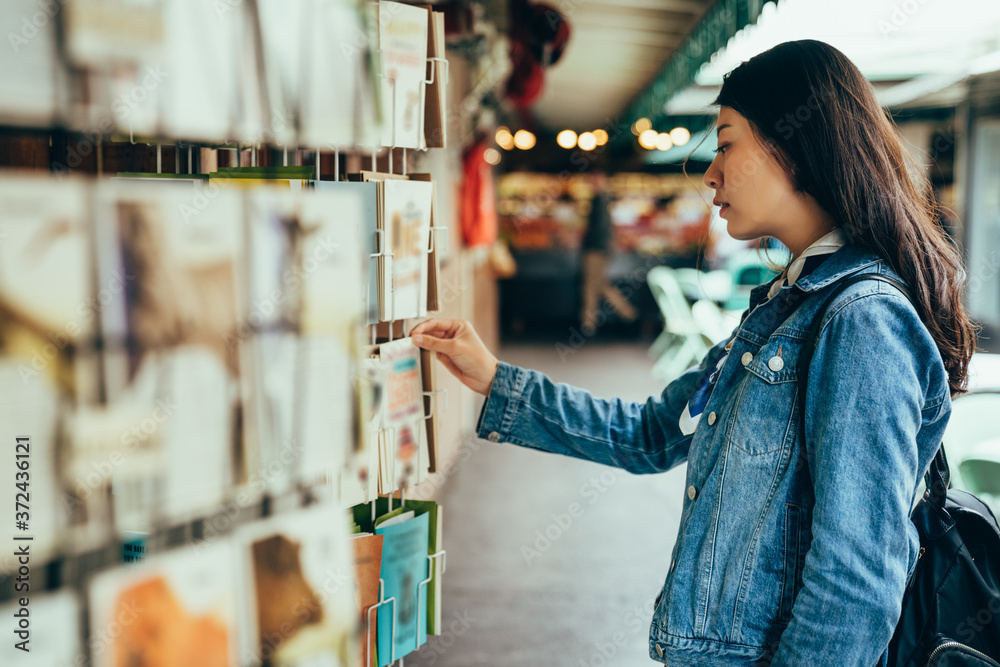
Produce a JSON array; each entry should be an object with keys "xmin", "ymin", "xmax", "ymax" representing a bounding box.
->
[{"xmin": 410, "ymin": 341, "xmax": 687, "ymax": 667}]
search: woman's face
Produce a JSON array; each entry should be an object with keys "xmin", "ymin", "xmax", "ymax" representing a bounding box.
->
[{"xmin": 703, "ymin": 106, "xmax": 829, "ymax": 255}]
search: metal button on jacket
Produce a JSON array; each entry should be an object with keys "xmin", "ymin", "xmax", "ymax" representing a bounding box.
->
[
  {"xmin": 707, "ymin": 411, "xmax": 717, "ymax": 425},
  {"xmin": 741, "ymin": 352, "xmax": 753, "ymax": 366},
  {"xmin": 768, "ymin": 355, "xmax": 785, "ymax": 372},
  {"xmin": 487, "ymin": 431, "xmax": 500, "ymax": 442},
  {"xmin": 687, "ymin": 485, "xmax": 697, "ymax": 500}
]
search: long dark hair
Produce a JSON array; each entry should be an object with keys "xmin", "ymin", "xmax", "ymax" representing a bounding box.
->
[{"xmin": 713, "ymin": 39, "xmax": 977, "ymax": 396}]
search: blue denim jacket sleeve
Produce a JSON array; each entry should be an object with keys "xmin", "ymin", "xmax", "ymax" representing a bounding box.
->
[
  {"xmin": 771, "ymin": 292, "xmax": 950, "ymax": 665},
  {"xmin": 475, "ymin": 336, "xmax": 733, "ymax": 474}
]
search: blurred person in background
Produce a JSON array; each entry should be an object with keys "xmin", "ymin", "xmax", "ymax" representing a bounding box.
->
[{"xmin": 579, "ymin": 169, "xmax": 638, "ymax": 331}]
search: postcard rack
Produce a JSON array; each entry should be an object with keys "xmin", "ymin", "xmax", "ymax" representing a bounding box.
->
[
  {"xmin": 365, "ymin": 549, "xmax": 447, "ymax": 667},
  {"xmin": 0, "ymin": 2, "xmax": 458, "ymax": 666}
]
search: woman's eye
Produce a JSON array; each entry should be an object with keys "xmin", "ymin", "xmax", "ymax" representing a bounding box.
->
[{"xmin": 715, "ymin": 144, "xmax": 729, "ymax": 155}]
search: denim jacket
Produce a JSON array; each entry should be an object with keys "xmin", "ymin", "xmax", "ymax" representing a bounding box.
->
[{"xmin": 475, "ymin": 244, "xmax": 952, "ymax": 666}]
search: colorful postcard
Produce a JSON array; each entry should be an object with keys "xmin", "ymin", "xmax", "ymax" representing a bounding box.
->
[
  {"xmin": 237, "ymin": 505, "xmax": 360, "ymax": 667},
  {"xmin": 378, "ymin": 1, "xmax": 429, "ymax": 149},
  {"xmin": 374, "ymin": 512, "xmax": 430, "ymax": 665},
  {"xmin": 88, "ymin": 541, "xmax": 240, "ymax": 667}
]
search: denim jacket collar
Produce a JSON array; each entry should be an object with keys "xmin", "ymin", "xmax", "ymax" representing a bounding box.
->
[{"xmin": 748, "ymin": 243, "xmax": 884, "ymax": 312}]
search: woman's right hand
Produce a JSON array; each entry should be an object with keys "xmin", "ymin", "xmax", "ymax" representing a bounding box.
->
[{"xmin": 409, "ymin": 318, "xmax": 499, "ymax": 396}]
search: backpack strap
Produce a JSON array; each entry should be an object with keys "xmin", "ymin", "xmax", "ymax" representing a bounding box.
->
[{"xmin": 794, "ymin": 273, "xmax": 950, "ymax": 508}]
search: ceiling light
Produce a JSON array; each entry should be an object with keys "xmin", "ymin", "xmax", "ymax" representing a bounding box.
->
[
  {"xmin": 556, "ymin": 129, "xmax": 578, "ymax": 149},
  {"xmin": 578, "ymin": 132, "xmax": 597, "ymax": 151},
  {"xmin": 655, "ymin": 133, "xmax": 673, "ymax": 151},
  {"xmin": 633, "ymin": 117, "xmax": 652, "ymax": 135},
  {"xmin": 638, "ymin": 129, "xmax": 658, "ymax": 150},
  {"xmin": 593, "ymin": 129, "xmax": 608, "ymax": 146},
  {"xmin": 484, "ymin": 148, "xmax": 501, "ymax": 165},
  {"xmin": 669, "ymin": 127, "xmax": 691, "ymax": 146},
  {"xmin": 513, "ymin": 129, "xmax": 536, "ymax": 150},
  {"xmin": 495, "ymin": 126, "xmax": 514, "ymax": 150}
]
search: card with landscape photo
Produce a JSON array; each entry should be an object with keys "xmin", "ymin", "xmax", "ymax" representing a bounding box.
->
[
  {"xmin": 237, "ymin": 505, "xmax": 360, "ymax": 667},
  {"xmin": 88, "ymin": 540, "xmax": 241, "ymax": 667}
]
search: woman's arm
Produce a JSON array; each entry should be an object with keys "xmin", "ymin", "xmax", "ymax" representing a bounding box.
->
[
  {"xmin": 411, "ymin": 318, "xmax": 732, "ymax": 475},
  {"xmin": 770, "ymin": 292, "xmax": 951, "ymax": 665}
]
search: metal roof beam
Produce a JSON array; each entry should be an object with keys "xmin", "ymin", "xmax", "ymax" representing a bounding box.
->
[
  {"xmin": 570, "ymin": 25, "xmax": 685, "ymax": 49},
  {"xmin": 584, "ymin": 0, "xmax": 707, "ymax": 14},
  {"xmin": 617, "ymin": 0, "xmax": 781, "ymax": 141}
]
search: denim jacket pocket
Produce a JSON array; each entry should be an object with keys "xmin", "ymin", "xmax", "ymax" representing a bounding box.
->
[
  {"xmin": 743, "ymin": 338, "xmax": 800, "ymax": 385},
  {"xmin": 728, "ymin": 338, "xmax": 802, "ymax": 456}
]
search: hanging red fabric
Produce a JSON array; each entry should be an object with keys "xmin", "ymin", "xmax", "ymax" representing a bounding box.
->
[{"xmin": 460, "ymin": 139, "xmax": 498, "ymax": 248}]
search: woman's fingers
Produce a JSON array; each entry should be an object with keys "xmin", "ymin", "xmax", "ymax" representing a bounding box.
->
[
  {"xmin": 411, "ymin": 333, "xmax": 453, "ymax": 353},
  {"xmin": 410, "ymin": 318, "xmax": 447, "ymax": 335},
  {"xmin": 411, "ymin": 325, "xmax": 453, "ymax": 340},
  {"xmin": 417, "ymin": 341, "xmax": 472, "ymax": 390},
  {"xmin": 410, "ymin": 318, "xmax": 460, "ymax": 339},
  {"xmin": 407, "ymin": 319, "xmax": 497, "ymax": 396},
  {"xmin": 408, "ymin": 318, "xmax": 436, "ymax": 336}
]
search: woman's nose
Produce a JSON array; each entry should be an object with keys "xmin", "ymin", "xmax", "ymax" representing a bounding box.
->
[{"xmin": 704, "ymin": 159, "xmax": 722, "ymax": 189}]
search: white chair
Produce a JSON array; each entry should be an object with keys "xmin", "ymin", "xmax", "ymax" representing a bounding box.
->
[
  {"xmin": 691, "ymin": 299, "xmax": 735, "ymax": 345},
  {"xmin": 723, "ymin": 248, "xmax": 789, "ymax": 312},
  {"xmin": 914, "ymin": 391, "xmax": 1000, "ymax": 515},
  {"xmin": 968, "ymin": 353, "xmax": 1000, "ymax": 393},
  {"xmin": 646, "ymin": 267, "xmax": 716, "ymax": 383},
  {"xmin": 958, "ymin": 439, "xmax": 1000, "ymax": 517},
  {"xmin": 673, "ymin": 268, "xmax": 734, "ymax": 304},
  {"xmin": 942, "ymin": 392, "xmax": 1000, "ymax": 488}
]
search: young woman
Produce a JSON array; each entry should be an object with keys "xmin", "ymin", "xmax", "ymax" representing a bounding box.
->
[{"xmin": 410, "ymin": 40, "xmax": 978, "ymax": 666}]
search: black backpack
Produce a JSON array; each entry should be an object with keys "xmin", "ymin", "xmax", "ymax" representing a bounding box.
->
[
  {"xmin": 794, "ymin": 272, "xmax": 1000, "ymax": 667},
  {"xmin": 890, "ymin": 459, "xmax": 1000, "ymax": 666}
]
